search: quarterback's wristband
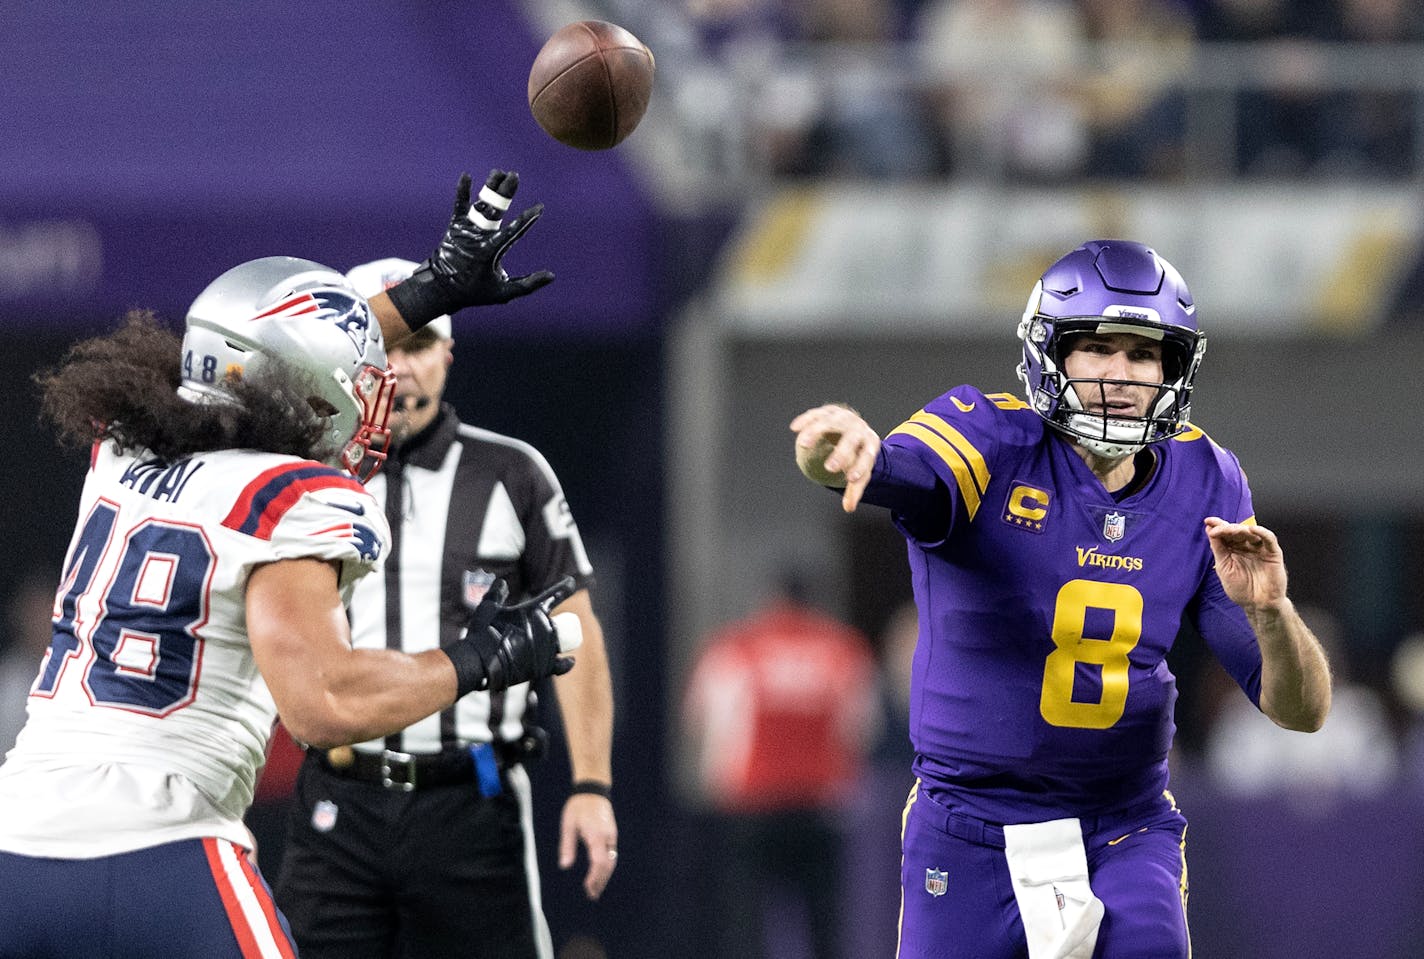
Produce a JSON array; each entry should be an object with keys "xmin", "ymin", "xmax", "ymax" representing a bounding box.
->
[{"xmin": 570, "ymin": 780, "xmax": 612, "ymax": 800}]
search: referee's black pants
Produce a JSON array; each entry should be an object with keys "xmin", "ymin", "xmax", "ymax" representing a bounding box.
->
[{"xmin": 274, "ymin": 756, "xmax": 550, "ymax": 959}]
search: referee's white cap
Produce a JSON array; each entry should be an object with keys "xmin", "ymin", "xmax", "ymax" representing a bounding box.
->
[{"xmin": 345, "ymin": 258, "xmax": 453, "ymax": 341}]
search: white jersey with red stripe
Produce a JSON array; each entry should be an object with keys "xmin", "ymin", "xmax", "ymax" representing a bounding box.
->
[{"xmin": 0, "ymin": 440, "xmax": 387, "ymax": 858}]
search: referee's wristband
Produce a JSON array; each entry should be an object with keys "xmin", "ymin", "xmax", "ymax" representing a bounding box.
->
[{"xmin": 570, "ymin": 780, "xmax": 612, "ymax": 800}]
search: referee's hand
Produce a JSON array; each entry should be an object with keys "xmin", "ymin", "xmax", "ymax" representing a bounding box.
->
[{"xmin": 561, "ymin": 792, "xmax": 618, "ymax": 900}]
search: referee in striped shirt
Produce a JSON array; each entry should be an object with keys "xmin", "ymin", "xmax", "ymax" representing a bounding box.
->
[{"xmin": 275, "ymin": 259, "xmax": 617, "ymax": 959}]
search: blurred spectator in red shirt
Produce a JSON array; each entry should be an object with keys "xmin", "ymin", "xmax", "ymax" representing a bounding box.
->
[{"xmin": 682, "ymin": 572, "xmax": 879, "ymax": 959}]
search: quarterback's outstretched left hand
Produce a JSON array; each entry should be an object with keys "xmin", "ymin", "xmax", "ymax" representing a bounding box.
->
[{"xmin": 1204, "ymin": 517, "xmax": 1289, "ymax": 611}]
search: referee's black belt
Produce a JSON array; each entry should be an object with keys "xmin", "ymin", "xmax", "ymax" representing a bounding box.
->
[{"xmin": 311, "ymin": 745, "xmax": 508, "ymax": 792}]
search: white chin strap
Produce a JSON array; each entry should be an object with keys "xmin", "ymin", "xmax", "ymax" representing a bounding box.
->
[{"xmin": 1061, "ymin": 412, "xmax": 1148, "ymax": 459}]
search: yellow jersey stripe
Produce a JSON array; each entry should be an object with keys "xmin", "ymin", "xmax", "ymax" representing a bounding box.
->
[
  {"xmin": 908, "ymin": 411, "xmax": 991, "ymax": 494},
  {"xmin": 889, "ymin": 422, "xmax": 982, "ymax": 520}
]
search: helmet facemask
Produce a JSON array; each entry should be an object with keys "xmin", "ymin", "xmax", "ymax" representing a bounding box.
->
[
  {"xmin": 1020, "ymin": 310, "xmax": 1205, "ymax": 458},
  {"xmin": 343, "ymin": 363, "xmax": 396, "ymax": 481}
]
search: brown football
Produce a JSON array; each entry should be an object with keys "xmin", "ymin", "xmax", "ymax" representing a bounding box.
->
[{"xmin": 527, "ymin": 20, "xmax": 655, "ymax": 151}]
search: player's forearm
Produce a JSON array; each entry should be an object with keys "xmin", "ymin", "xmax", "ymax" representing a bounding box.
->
[
  {"xmin": 856, "ymin": 444, "xmax": 935, "ymax": 508},
  {"xmin": 367, "ymin": 291, "xmax": 415, "ymax": 352},
  {"xmin": 287, "ymin": 648, "xmax": 459, "ymax": 748},
  {"xmin": 553, "ymin": 611, "xmax": 614, "ymax": 785},
  {"xmin": 858, "ymin": 445, "xmax": 954, "ymax": 533},
  {"xmin": 1252, "ymin": 599, "xmax": 1332, "ymax": 732},
  {"xmin": 249, "ymin": 559, "xmax": 457, "ymax": 747}
]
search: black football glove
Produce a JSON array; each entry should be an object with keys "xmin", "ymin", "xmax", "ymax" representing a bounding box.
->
[
  {"xmin": 445, "ymin": 576, "xmax": 578, "ymax": 697},
  {"xmin": 385, "ymin": 170, "xmax": 555, "ymax": 331}
]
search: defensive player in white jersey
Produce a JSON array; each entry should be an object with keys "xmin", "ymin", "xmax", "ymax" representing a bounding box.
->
[{"xmin": 0, "ymin": 171, "xmax": 561, "ymax": 959}]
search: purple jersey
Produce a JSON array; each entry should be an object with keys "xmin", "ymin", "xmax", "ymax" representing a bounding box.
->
[{"xmin": 874, "ymin": 385, "xmax": 1262, "ymax": 824}]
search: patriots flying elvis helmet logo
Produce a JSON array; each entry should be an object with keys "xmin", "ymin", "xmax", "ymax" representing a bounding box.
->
[{"xmin": 250, "ymin": 290, "xmax": 372, "ymax": 355}]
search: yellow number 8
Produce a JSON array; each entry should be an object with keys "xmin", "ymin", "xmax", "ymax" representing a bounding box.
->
[{"xmin": 1039, "ymin": 580, "xmax": 1143, "ymax": 729}]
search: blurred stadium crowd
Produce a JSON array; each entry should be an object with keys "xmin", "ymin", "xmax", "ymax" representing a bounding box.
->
[{"xmin": 606, "ymin": 0, "xmax": 1424, "ymax": 182}]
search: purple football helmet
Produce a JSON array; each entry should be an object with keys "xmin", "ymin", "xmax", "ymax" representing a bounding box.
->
[{"xmin": 1016, "ymin": 240, "xmax": 1206, "ymax": 458}]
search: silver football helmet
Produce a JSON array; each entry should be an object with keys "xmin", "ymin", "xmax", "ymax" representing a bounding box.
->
[{"xmin": 179, "ymin": 256, "xmax": 396, "ymax": 479}]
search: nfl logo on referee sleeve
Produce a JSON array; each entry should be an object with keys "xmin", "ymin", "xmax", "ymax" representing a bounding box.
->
[{"xmin": 925, "ymin": 868, "xmax": 948, "ymax": 897}]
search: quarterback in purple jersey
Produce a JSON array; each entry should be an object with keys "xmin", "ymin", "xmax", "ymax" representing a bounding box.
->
[{"xmin": 791, "ymin": 240, "xmax": 1332, "ymax": 959}]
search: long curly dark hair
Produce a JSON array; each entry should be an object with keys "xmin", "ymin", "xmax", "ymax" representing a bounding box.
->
[{"xmin": 35, "ymin": 310, "xmax": 339, "ymax": 464}]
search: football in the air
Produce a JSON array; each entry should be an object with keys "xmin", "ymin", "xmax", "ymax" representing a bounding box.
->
[{"xmin": 527, "ymin": 20, "xmax": 655, "ymax": 151}]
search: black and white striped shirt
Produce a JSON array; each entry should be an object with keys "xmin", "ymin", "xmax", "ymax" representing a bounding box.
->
[{"xmin": 347, "ymin": 405, "xmax": 594, "ymax": 755}]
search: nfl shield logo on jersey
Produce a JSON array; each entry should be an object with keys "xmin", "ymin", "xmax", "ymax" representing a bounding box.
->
[
  {"xmin": 462, "ymin": 569, "xmax": 497, "ymax": 610},
  {"xmin": 1103, "ymin": 511, "xmax": 1126, "ymax": 542},
  {"xmin": 312, "ymin": 800, "xmax": 339, "ymax": 833},
  {"xmin": 925, "ymin": 868, "xmax": 948, "ymax": 897}
]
